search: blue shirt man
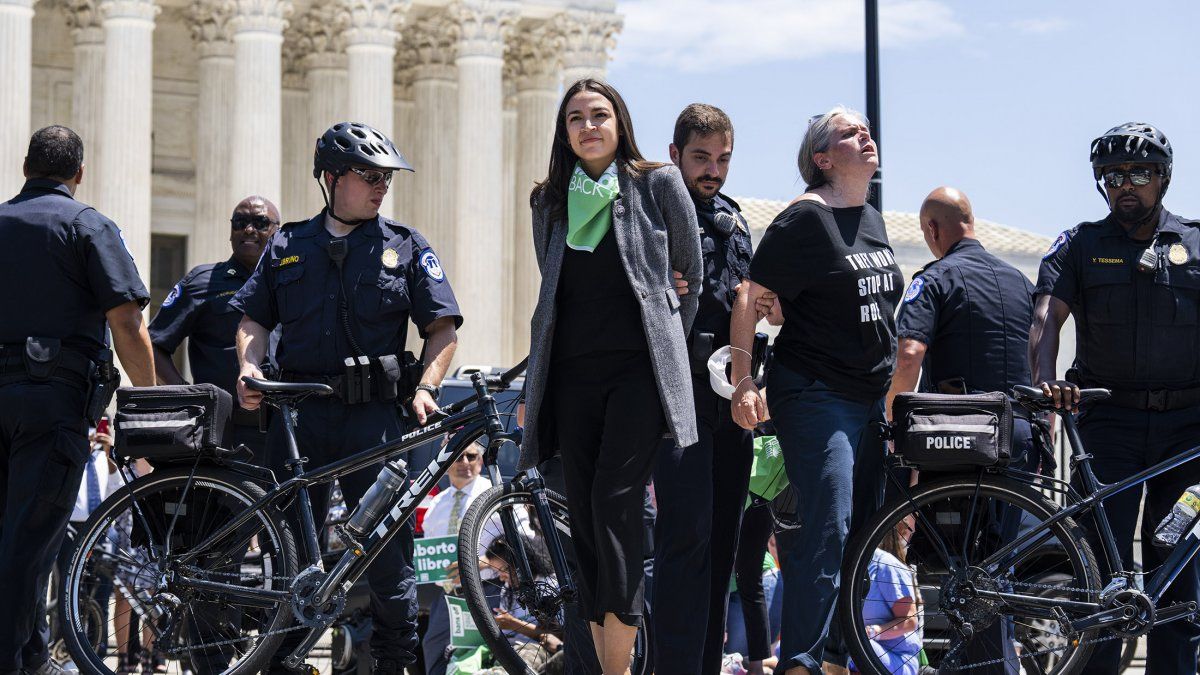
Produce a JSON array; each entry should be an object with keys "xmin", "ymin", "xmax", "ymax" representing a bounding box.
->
[
  {"xmin": 149, "ymin": 196, "xmax": 279, "ymax": 454},
  {"xmin": 0, "ymin": 126, "xmax": 155, "ymax": 675},
  {"xmin": 231, "ymin": 122, "xmax": 461, "ymax": 674}
]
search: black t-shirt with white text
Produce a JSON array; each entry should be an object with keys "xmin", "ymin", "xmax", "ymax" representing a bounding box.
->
[{"xmin": 750, "ymin": 200, "xmax": 902, "ymax": 402}]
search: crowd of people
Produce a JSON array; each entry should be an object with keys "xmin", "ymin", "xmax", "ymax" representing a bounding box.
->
[{"xmin": 0, "ymin": 71, "xmax": 1195, "ymax": 675}]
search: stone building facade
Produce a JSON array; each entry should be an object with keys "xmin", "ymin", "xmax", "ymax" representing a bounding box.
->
[{"xmin": 2, "ymin": 0, "xmax": 621, "ymax": 365}]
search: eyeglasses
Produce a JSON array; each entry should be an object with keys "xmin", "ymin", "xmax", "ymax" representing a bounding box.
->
[
  {"xmin": 348, "ymin": 166, "xmax": 393, "ymax": 187},
  {"xmin": 230, "ymin": 214, "xmax": 277, "ymax": 232},
  {"xmin": 1102, "ymin": 166, "xmax": 1155, "ymax": 189},
  {"xmin": 457, "ymin": 452, "xmax": 481, "ymax": 463}
]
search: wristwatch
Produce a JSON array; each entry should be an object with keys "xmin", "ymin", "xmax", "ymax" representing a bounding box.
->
[{"xmin": 415, "ymin": 383, "xmax": 441, "ymax": 401}]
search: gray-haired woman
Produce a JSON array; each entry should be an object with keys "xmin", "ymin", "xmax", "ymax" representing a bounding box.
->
[{"xmin": 728, "ymin": 107, "xmax": 901, "ymax": 675}]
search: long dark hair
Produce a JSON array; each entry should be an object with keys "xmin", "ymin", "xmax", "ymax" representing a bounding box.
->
[{"xmin": 531, "ymin": 78, "xmax": 663, "ymax": 219}]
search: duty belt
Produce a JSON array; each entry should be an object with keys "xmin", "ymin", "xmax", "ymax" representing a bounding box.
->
[
  {"xmin": 279, "ymin": 370, "xmax": 395, "ymax": 404},
  {"xmin": 1104, "ymin": 387, "xmax": 1200, "ymax": 412},
  {"xmin": 0, "ymin": 345, "xmax": 91, "ymax": 386}
]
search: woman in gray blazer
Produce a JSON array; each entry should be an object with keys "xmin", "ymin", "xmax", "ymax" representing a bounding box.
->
[{"xmin": 518, "ymin": 78, "xmax": 702, "ymax": 674}]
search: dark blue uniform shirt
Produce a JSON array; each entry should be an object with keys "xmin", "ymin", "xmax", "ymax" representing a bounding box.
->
[
  {"xmin": 1036, "ymin": 209, "xmax": 1200, "ymax": 390},
  {"xmin": 231, "ymin": 213, "xmax": 462, "ymax": 375},
  {"xmin": 0, "ymin": 179, "xmax": 148, "ymax": 360},
  {"xmin": 149, "ymin": 257, "xmax": 253, "ymax": 398},
  {"xmin": 896, "ymin": 238, "xmax": 1034, "ymax": 394},
  {"xmin": 692, "ymin": 193, "xmax": 753, "ymax": 348}
]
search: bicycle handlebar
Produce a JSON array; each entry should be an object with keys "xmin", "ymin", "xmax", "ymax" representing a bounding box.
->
[{"xmin": 425, "ymin": 357, "xmax": 528, "ymax": 423}]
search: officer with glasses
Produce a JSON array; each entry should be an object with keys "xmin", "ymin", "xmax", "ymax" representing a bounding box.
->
[
  {"xmin": 232, "ymin": 122, "xmax": 462, "ymax": 674},
  {"xmin": 1032, "ymin": 122, "xmax": 1200, "ymax": 674},
  {"xmin": 148, "ymin": 195, "xmax": 280, "ymax": 456}
]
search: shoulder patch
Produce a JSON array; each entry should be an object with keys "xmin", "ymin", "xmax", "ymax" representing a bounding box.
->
[
  {"xmin": 419, "ymin": 248, "xmax": 445, "ymax": 282},
  {"xmin": 902, "ymin": 277, "xmax": 925, "ymax": 304},
  {"xmin": 162, "ymin": 283, "xmax": 182, "ymax": 308},
  {"xmin": 1044, "ymin": 231, "xmax": 1071, "ymax": 260}
]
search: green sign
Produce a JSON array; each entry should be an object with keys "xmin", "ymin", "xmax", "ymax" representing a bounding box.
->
[
  {"xmin": 414, "ymin": 535, "xmax": 458, "ymax": 585},
  {"xmin": 446, "ymin": 595, "xmax": 486, "ymax": 648}
]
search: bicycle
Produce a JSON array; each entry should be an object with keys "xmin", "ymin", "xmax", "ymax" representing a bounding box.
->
[
  {"xmin": 59, "ymin": 362, "xmax": 527, "ymax": 675},
  {"xmin": 839, "ymin": 385, "xmax": 1200, "ymax": 674}
]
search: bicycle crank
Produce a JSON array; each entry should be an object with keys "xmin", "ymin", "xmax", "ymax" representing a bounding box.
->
[{"xmin": 290, "ymin": 566, "xmax": 347, "ymax": 628}]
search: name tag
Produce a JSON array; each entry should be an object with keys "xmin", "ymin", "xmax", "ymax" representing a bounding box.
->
[{"xmin": 275, "ymin": 254, "xmax": 302, "ymax": 268}]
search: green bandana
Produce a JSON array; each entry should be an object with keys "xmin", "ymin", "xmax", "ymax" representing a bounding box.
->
[{"xmin": 566, "ymin": 161, "xmax": 619, "ymax": 252}]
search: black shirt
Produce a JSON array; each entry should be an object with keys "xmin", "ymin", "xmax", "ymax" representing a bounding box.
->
[
  {"xmin": 1036, "ymin": 209, "xmax": 1200, "ymax": 390},
  {"xmin": 231, "ymin": 212, "xmax": 463, "ymax": 375},
  {"xmin": 553, "ymin": 227, "xmax": 647, "ymax": 361},
  {"xmin": 0, "ymin": 179, "xmax": 149, "ymax": 360},
  {"xmin": 896, "ymin": 238, "xmax": 1034, "ymax": 394},
  {"xmin": 149, "ymin": 257, "xmax": 253, "ymax": 399},
  {"xmin": 692, "ymin": 193, "xmax": 753, "ymax": 348},
  {"xmin": 749, "ymin": 200, "xmax": 902, "ymax": 402}
]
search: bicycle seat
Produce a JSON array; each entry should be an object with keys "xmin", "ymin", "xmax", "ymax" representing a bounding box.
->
[
  {"xmin": 1012, "ymin": 384, "xmax": 1111, "ymax": 411},
  {"xmin": 241, "ymin": 376, "xmax": 335, "ymax": 398}
]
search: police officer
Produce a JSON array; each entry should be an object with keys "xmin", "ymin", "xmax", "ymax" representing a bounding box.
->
[
  {"xmin": 1031, "ymin": 123, "xmax": 1200, "ymax": 674},
  {"xmin": 888, "ymin": 186, "xmax": 1036, "ymax": 675},
  {"xmin": 653, "ymin": 103, "xmax": 757, "ymax": 675},
  {"xmin": 0, "ymin": 125, "xmax": 155, "ymax": 675},
  {"xmin": 232, "ymin": 122, "xmax": 461, "ymax": 673},
  {"xmin": 149, "ymin": 195, "xmax": 279, "ymax": 456}
]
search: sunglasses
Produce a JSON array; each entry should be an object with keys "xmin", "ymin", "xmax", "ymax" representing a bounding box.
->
[
  {"xmin": 1102, "ymin": 166, "xmax": 1155, "ymax": 189},
  {"xmin": 348, "ymin": 166, "xmax": 394, "ymax": 186},
  {"xmin": 230, "ymin": 214, "xmax": 276, "ymax": 232},
  {"xmin": 457, "ymin": 452, "xmax": 481, "ymax": 463}
]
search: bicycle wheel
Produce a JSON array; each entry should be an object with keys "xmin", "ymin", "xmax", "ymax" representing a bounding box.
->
[
  {"xmin": 840, "ymin": 475, "xmax": 1102, "ymax": 675},
  {"xmin": 60, "ymin": 467, "xmax": 298, "ymax": 675},
  {"xmin": 456, "ymin": 483, "xmax": 651, "ymax": 675}
]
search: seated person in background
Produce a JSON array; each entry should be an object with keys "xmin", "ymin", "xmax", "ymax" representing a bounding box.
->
[
  {"xmin": 480, "ymin": 534, "xmax": 563, "ymax": 672},
  {"xmin": 852, "ymin": 516, "xmax": 922, "ymax": 675}
]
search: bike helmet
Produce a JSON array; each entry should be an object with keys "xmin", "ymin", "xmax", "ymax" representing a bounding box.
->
[
  {"xmin": 1089, "ymin": 122, "xmax": 1172, "ymax": 191},
  {"xmin": 313, "ymin": 122, "xmax": 413, "ymax": 179}
]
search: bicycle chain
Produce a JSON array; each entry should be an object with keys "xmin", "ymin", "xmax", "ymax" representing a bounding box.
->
[
  {"xmin": 938, "ymin": 631, "xmax": 1124, "ymax": 672},
  {"xmin": 159, "ymin": 622, "xmax": 312, "ymax": 657}
]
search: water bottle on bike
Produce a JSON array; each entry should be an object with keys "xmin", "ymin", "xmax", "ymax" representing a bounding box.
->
[{"xmin": 1153, "ymin": 484, "xmax": 1200, "ymax": 547}]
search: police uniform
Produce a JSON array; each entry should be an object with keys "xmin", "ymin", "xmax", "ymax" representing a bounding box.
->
[
  {"xmin": 652, "ymin": 192, "xmax": 755, "ymax": 675},
  {"xmin": 1037, "ymin": 209, "xmax": 1200, "ymax": 674},
  {"xmin": 896, "ymin": 237, "xmax": 1036, "ymax": 675},
  {"xmin": 231, "ymin": 212, "xmax": 461, "ymax": 669},
  {"xmin": 0, "ymin": 178, "xmax": 148, "ymax": 674},
  {"xmin": 149, "ymin": 258, "xmax": 266, "ymax": 454}
]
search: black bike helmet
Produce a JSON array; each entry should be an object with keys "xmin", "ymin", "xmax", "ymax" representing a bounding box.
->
[
  {"xmin": 1089, "ymin": 122, "xmax": 1172, "ymax": 187},
  {"xmin": 312, "ymin": 122, "xmax": 413, "ymax": 179}
]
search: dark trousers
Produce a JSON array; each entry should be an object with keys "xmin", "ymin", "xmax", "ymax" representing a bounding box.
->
[
  {"xmin": 651, "ymin": 377, "xmax": 753, "ymax": 674},
  {"xmin": 266, "ymin": 397, "xmax": 419, "ymax": 668},
  {"xmin": 1075, "ymin": 402, "xmax": 1200, "ymax": 675},
  {"xmin": 0, "ymin": 381, "xmax": 88, "ymax": 674},
  {"xmin": 734, "ymin": 502, "xmax": 777, "ymax": 661},
  {"xmin": 766, "ymin": 362, "xmax": 886, "ymax": 673},
  {"xmin": 551, "ymin": 350, "xmax": 664, "ymax": 626}
]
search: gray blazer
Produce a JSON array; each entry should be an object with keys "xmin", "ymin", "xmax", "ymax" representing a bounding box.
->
[{"xmin": 518, "ymin": 164, "xmax": 703, "ymax": 470}]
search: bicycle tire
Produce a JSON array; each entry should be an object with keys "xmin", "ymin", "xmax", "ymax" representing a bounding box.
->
[
  {"xmin": 60, "ymin": 466, "xmax": 298, "ymax": 675},
  {"xmin": 456, "ymin": 483, "xmax": 651, "ymax": 675},
  {"xmin": 840, "ymin": 475, "xmax": 1102, "ymax": 675}
]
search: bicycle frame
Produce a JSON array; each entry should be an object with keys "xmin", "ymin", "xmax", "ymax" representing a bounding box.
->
[
  {"xmin": 152, "ymin": 373, "xmax": 515, "ymax": 666},
  {"xmin": 906, "ymin": 406, "xmax": 1200, "ymax": 633}
]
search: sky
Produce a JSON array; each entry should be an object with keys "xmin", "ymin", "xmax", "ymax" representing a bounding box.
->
[{"xmin": 606, "ymin": 0, "xmax": 1200, "ymax": 238}]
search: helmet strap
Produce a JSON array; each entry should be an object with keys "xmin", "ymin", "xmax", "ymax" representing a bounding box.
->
[{"xmin": 317, "ymin": 174, "xmax": 370, "ymax": 228}]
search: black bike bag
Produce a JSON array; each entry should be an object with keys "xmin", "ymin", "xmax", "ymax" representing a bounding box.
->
[
  {"xmin": 892, "ymin": 391, "xmax": 1013, "ymax": 471},
  {"xmin": 114, "ymin": 384, "xmax": 232, "ymax": 462}
]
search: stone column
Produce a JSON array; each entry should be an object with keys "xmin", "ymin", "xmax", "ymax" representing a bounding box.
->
[
  {"xmin": 452, "ymin": 1, "xmax": 513, "ymax": 365},
  {"xmin": 500, "ymin": 62, "xmax": 517, "ymax": 361},
  {"xmin": 290, "ymin": 2, "xmax": 347, "ymax": 216},
  {"xmin": 97, "ymin": 0, "xmax": 158, "ymax": 286},
  {"xmin": 406, "ymin": 14, "xmax": 458, "ymax": 268},
  {"xmin": 509, "ymin": 24, "xmax": 561, "ymax": 360},
  {"xmin": 280, "ymin": 51, "xmax": 308, "ymax": 223},
  {"xmin": 64, "ymin": 0, "xmax": 104, "ymax": 206},
  {"xmin": 188, "ymin": 0, "xmax": 236, "ymax": 266},
  {"xmin": 555, "ymin": 10, "xmax": 622, "ymax": 86},
  {"xmin": 0, "ymin": 0, "xmax": 36, "ymax": 196},
  {"xmin": 392, "ymin": 58, "xmax": 416, "ymax": 223},
  {"xmin": 229, "ymin": 0, "xmax": 291, "ymax": 209},
  {"xmin": 342, "ymin": 0, "xmax": 407, "ymax": 217}
]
